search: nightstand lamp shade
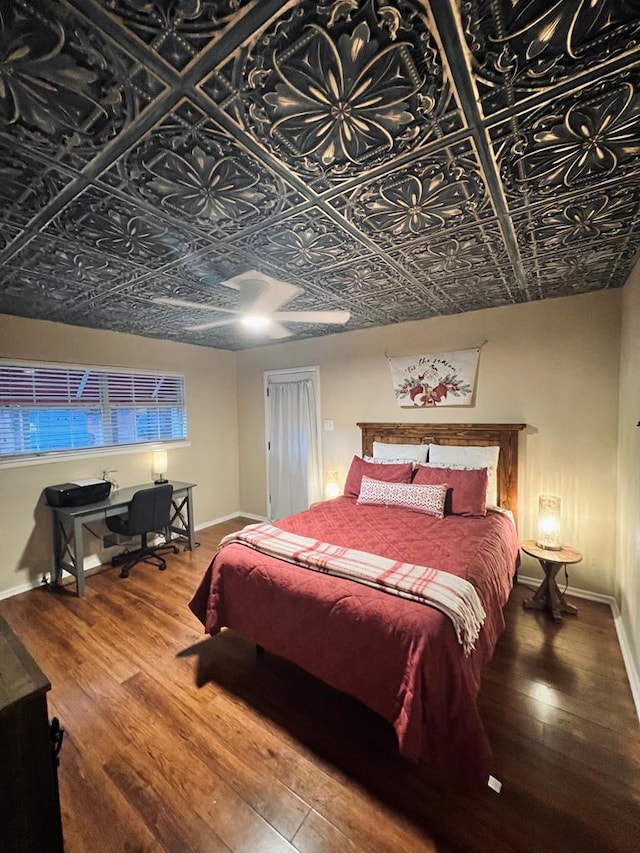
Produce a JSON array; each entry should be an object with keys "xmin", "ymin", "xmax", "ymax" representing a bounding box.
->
[
  {"xmin": 536, "ymin": 494, "xmax": 561, "ymax": 550},
  {"xmin": 325, "ymin": 470, "xmax": 340, "ymax": 500},
  {"xmin": 153, "ymin": 449, "xmax": 168, "ymax": 484}
]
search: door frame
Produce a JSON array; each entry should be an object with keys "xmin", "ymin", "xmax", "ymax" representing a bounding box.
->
[{"xmin": 263, "ymin": 365, "xmax": 322, "ymax": 521}]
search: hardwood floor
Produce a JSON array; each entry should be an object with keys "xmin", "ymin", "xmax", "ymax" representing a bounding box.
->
[{"xmin": 1, "ymin": 519, "xmax": 638, "ymax": 853}]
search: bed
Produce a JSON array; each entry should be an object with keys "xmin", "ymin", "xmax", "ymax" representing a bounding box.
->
[{"xmin": 190, "ymin": 422, "xmax": 525, "ymax": 786}]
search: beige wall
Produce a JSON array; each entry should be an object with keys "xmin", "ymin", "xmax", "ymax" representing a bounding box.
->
[
  {"xmin": 0, "ymin": 288, "xmax": 627, "ymax": 604},
  {"xmin": 2, "ymin": 285, "xmax": 634, "ymax": 683},
  {"xmin": 0, "ymin": 314, "xmax": 239, "ymax": 596},
  {"xmin": 617, "ymin": 263, "xmax": 640, "ymax": 676},
  {"xmin": 237, "ymin": 290, "xmax": 621, "ymax": 596}
]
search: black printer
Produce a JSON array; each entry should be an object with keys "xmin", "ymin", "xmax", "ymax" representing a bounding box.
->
[{"xmin": 45, "ymin": 479, "xmax": 112, "ymax": 507}]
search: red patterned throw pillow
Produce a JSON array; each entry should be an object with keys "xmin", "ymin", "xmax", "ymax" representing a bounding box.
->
[{"xmin": 356, "ymin": 476, "xmax": 448, "ymax": 518}]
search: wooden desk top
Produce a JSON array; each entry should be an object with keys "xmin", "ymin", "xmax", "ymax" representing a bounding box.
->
[
  {"xmin": 47, "ymin": 479, "xmax": 196, "ymax": 518},
  {"xmin": 521, "ymin": 540, "xmax": 582, "ymax": 565}
]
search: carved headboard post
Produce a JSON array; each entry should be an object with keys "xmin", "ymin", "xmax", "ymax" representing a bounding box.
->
[{"xmin": 357, "ymin": 422, "xmax": 526, "ymax": 523}]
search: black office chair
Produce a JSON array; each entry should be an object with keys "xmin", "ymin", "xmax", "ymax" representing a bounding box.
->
[{"xmin": 107, "ymin": 484, "xmax": 179, "ymax": 578}]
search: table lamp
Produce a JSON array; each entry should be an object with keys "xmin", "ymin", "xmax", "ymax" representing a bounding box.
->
[
  {"xmin": 536, "ymin": 494, "xmax": 561, "ymax": 550},
  {"xmin": 153, "ymin": 449, "xmax": 168, "ymax": 484},
  {"xmin": 325, "ymin": 470, "xmax": 340, "ymax": 499}
]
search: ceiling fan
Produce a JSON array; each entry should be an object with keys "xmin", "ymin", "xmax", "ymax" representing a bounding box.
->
[{"xmin": 154, "ymin": 270, "xmax": 350, "ymax": 339}]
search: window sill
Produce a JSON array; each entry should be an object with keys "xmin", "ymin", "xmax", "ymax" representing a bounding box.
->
[{"xmin": 0, "ymin": 441, "xmax": 191, "ymax": 470}]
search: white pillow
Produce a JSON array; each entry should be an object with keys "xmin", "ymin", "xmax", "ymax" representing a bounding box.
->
[
  {"xmin": 427, "ymin": 444, "xmax": 500, "ymax": 507},
  {"xmin": 364, "ymin": 455, "xmax": 417, "ymax": 465},
  {"xmin": 372, "ymin": 441, "xmax": 428, "ymax": 463}
]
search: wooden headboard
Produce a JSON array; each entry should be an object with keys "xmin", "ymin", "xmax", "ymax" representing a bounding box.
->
[{"xmin": 357, "ymin": 422, "xmax": 526, "ymax": 520}]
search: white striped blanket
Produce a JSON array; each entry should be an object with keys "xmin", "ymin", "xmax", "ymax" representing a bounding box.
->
[{"xmin": 218, "ymin": 523, "xmax": 486, "ymax": 655}]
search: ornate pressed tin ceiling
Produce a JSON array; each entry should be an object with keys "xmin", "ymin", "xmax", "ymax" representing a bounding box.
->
[{"xmin": 1, "ymin": 0, "xmax": 639, "ymax": 350}]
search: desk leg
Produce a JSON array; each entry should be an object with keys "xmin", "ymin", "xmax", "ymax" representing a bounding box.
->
[
  {"xmin": 185, "ymin": 488, "xmax": 195, "ymax": 551},
  {"xmin": 168, "ymin": 490, "xmax": 195, "ymax": 550},
  {"xmin": 52, "ymin": 514, "xmax": 62, "ymax": 586},
  {"xmin": 73, "ymin": 517, "xmax": 85, "ymax": 597}
]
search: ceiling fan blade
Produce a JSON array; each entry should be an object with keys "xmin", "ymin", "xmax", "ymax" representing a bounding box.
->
[
  {"xmin": 267, "ymin": 321, "xmax": 294, "ymax": 339},
  {"xmin": 270, "ymin": 310, "xmax": 351, "ymax": 325},
  {"xmin": 185, "ymin": 318, "xmax": 235, "ymax": 331},
  {"xmin": 155, "ymin": 276, "xmax": 348, "ymax": 338},
  {"xmin": 251, "ymin": 281, "xmax": 301, "ymax": 314},
  {"xmin": 222, "ymin": 270, "xmax": 302, "ymax": 313},
  {"xmin": 154, "ymin": 296, "xmax": 238, "ymax": 315}
]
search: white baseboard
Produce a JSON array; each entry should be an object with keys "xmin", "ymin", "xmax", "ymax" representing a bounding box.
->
[
  {"xmin": 1, "ymin": 513, "xmax": 266, "ymax": 603},
  {"xmin": 611, "ymin": 600, "xmax": 640, "ymax": 722},
  {"xmin": 0, "ymin": 578, "xmax": 43, "ymax": 600},
  {"xmin": 195, "ymin": 511, "xmax": 266, "ymax": 530},
  {"xmin": 0, "ymin": 555, "xmax": 106, "ymax": 601},
  {"xmin": 518, "ymin": 576, "xmax": 640, "ymax": 722}
]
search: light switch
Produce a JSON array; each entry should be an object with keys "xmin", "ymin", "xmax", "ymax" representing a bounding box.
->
[{"xmin": 324, "ymin": 419, "xmax": 334, "ymax": 431}]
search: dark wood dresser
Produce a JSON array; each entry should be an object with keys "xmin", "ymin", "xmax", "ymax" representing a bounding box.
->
[{"xmin": 0, "ymin": 614, "xmax": 64, "ymax": 853}]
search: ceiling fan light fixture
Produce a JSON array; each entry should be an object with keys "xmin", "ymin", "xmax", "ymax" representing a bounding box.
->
[
  {"xmin": 241, "ymin": 314, "xmax": 271, "ymax": 330},
  {"xmin": 157, "ymin": 270, "xmax": 348, "ymax": 340}
]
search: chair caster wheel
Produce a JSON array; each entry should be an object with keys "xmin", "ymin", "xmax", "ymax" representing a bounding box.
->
[
  {"xmin": 159, "ymin": 564, "xmax": 167, "ymax": 572},
  {"xmin": 119, "ymin": 568, "xmax": 130, "ymax": 578}
]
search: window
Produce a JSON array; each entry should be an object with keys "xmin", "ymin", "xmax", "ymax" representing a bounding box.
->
[{"xmin": 0, "ymin": 362, "xmax": 187, "ymax": 461}]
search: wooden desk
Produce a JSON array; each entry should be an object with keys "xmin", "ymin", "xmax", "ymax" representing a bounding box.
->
[
  {"xmin": 48, "ymin": 479, "xmax": 196, "ymax": 596},
  {"xmin": 521, "ymin": 540, "xmax": 582, "ymax": 623}
]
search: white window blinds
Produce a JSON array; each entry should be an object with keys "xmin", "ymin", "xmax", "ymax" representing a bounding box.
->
[{"xmin": 0, "ymin": 363, "xmax": 187, "ymax": 460}]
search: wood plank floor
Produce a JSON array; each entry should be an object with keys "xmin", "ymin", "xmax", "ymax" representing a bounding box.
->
[{"xmin": 1, "ymin": 518, "xmax": 639, "ymax": 853}]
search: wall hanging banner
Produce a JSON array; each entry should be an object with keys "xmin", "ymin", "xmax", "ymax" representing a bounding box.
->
[{"xmin": 388, "ymin": 348, "xmax": 480, "ymax": 407}]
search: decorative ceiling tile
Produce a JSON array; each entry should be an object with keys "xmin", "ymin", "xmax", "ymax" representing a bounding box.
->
[
  {"xmin": 103, "ymin": 0, "xmax": 255, "ymax": 69},
  {"xmin": 523, "ymin": 252, "xmax": 620, "ymax": 300},
  {"xmin": 226, "ymin": 209, "xmax": 370, "ymax": 278},
  {"xmin": 434, "ymin": 269, "xmax": 521, "ymax": 313},
  {"xmin": 1, "ymin": 0, "xmax": 165, "ymax": 171},
  {"xmin": 334, "ymin": 140, "xmax": 493, "ymax": 246},
  {"xmin": 43, "ymin": 186, "xmax": 208, "ymax": 271},
  {"xmin": 0, "ymin": 267, "xmax": 109, "ymax": 323},
  {"xmin": 491, "ymin": 66, "xmax": 640, "ymax": 210},
  {"xmin": 396, "ymin": 222, "xmax": 509, "ymax": 280},
  {"xmin": 0, "ymin": 225, "xmax": 21, "ymax": 253},
  {"xmin": 513, "ymin": 183, "xmax": 640, "ymax": 258},
  {"xmin": 68, "ymin": 293, "xmax": 209, "ymax": 337},
  {"xmin": 0, "ymin": 146, "xmax": 71, "ymax": 230},
  {"xmin": 522, "ymin": 233, "xmax": 640, "ymax": 303},
  {"xmin": 117, "ymin": 262, "xmax": 247, "ymax": 313},
  {"xmin": 463, "ymin": 0, "xmax": 640, "ymax": 116},
  {"xmin": 359, "ymin": 279, "xmax": 447, "ymax": 323},
  {"xmin": 4, "ymin": 234, "xmax": 136, "ymax": 295},
  {"xmin": 204, "ymin": 0, "xmax": 463, "ymax": 189},
  {"xmin": 0, "ymin": 292, "xmax": 69, "ymax": 326},
  {"xmin": 117, "ymin": 270, "xmax": 225, "ymax": 305},
  {"xmin": 100, "ymin": 101, "xmax": 300, "ymax": 238},
  {"xmin": 310, "ymin": 256, "xmax": 445, "ymax": 315},
  {"xmin": 0, "ymin": 1, "xmax": 639, "ymax": 349}
]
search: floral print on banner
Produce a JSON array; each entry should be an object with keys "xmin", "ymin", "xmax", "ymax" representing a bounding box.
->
[{"xmin": 388, "ymin": 349, "xmax": 480, "ymax": 408}]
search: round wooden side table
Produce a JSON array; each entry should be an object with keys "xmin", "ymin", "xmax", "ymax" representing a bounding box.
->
[{"xmin": 521, "ymin": 540, "xmax": 582, "ymax": 623}]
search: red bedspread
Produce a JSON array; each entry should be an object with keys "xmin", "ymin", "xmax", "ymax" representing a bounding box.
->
[{"xmin": 189, "ymin": 496, "xmax": 519, "ymax": 786}]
